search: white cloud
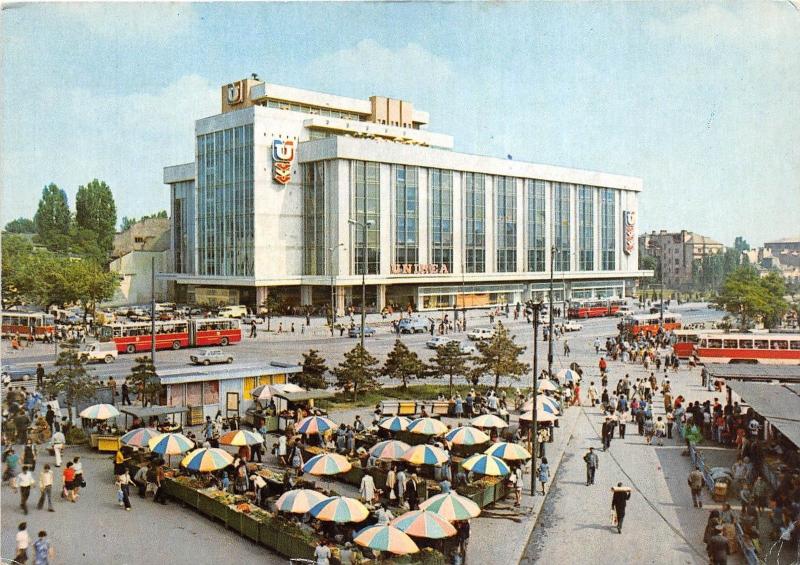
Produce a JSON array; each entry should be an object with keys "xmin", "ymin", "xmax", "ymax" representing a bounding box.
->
[{"xmin": 50, "ymin": 3, "xmax": 199, "ymax": 40}]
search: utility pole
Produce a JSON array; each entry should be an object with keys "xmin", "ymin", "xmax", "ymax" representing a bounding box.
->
[
  {"xmin": 527, "ymin": 300, "xmax": 543, "ymax": 495},
  {"xmin": 150, "ymin": 256, "xmax": 156, "ymax": 365},
  {"xmin": 548, "ymin": 245, "xmax": 555, "ymax": 378}
]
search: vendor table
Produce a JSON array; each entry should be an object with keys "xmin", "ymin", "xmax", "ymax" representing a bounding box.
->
[{"xmin": 97, "ymin": 435, "xmax": 122, "ymax": 452}]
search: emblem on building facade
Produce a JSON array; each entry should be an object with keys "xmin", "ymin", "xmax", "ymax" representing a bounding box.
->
[
  {"xmin": 226, "ymin": 81, "xmax": 244, "ymax": 105},
  {"xmin": 623, "ymin": 210, "xmax": 637, "ymax": 255},
  {"xmin": 272, "ymin": 139, "xmax": 295, "ymax": 185}
]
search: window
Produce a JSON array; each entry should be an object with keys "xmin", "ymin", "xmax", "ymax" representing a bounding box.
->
[
  {"xmin": 464, "ymin": 173, "xmax": 485, "ymax": 273},
  {"xmin": 527, "ymin": 180, "xmax": 546, "ymax": 272},
  {"xmin": 553, "ymin": 183, "xmax": 571, "ymax": 271},
  {"xmin": 578, "ymin": 186, "xmax": 594, "ymax": 270},
  {"xmin": 430, "ymin": 169, "xmax": 453, "ymax": 271},
  {"xmin": 708, "ymin": 339, "xmax": 722, "ymax": 349},
  {"xmin": 352, "ymin": 161, "xmax": 380, "ymax": 275},
  {"xmin": 203, "ymin": 381, "xmax": 219, "ymax": 404},
  {"xmin": 303, "ymin": 162, "xmax": 326, "ymax": 275},
  {"xmin": 186, "ymin": 383, "xmax": 202, "ymax": 406},
  {"xmin": 723, "ymin": 339, "xmax": 738, "ymax": 348},
  {"xmin": 790, "ymin": 340, "xmax": 800, "ymax": 351},
  {"xmin": 394, "ymin": 166, "xmax": 418, "ymax": 266},
  {"xmin": 495, "ymin": 177, "xmax": 517, "ymax": 272},
  {"xmin": 754, "ymin": 340, "xmax": 769, "ymax": 350},
  {"xmin": 772, "ymin": 340, "xmax": 788, "ymax": 350},
  {"xmin": 739, "ymin": 340, "xmax": 753, "ymax": 349},
  {"xmin": 600, "ymin": 189, "xmax": 615, "ymax": 270}
]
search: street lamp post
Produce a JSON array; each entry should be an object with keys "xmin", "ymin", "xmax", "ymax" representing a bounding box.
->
[
  {"xmin": 648, "ymin": 242, "xmax": 665, "ymax": 326},
  {"xmin": 548, "ymin": 245, "xmax": 555, "ymax": 378},
  {"xmin": 348, "ymin": 218, "xmax": 374, "ymax": 350},
  {"xmin": 527, "ymin": 300, "xmax": 544, "ymax": 495},
  {"xmin": 329, "ymin": 243, "xmax": 345, "ymax": 337}
]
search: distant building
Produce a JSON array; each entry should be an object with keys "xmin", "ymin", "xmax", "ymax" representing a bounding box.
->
[
  {"xmin": 639, "ymin": 230, "xmax": 725, "ymax": 288},
  {"xmin": 108, "ymin": 218, "xmax": 172, "ymax": 305},
  {"xmin": 744, "ymin": 236, "xmax": 800, "ymax": 285}
]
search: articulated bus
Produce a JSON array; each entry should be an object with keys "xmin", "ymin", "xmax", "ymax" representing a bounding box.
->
[
  {"xmin": 672, "ymin": 328, "xmax": 724, "ymax": 359},
  {"xmin": 621, "ymin": 313, "xmax": 682, "ymax": 337},
  {"xmin": 100, "ymin": 318, "xmax": 241, "ymax": 354},
  {"xmin": 568, "ymin": 299, "xmax": 625, "ymax": 319},
  {"xmin": 696, "ymin": 333, "xmax": 800, "ymax": 365},
  {"xmin": 1, "ymin": 311, "xmax": 56, "ymax": 340}
]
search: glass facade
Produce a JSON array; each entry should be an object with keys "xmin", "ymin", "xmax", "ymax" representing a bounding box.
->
[
  {"xmin": 464, "ymin": 172, "xmax": 485, "ymax": 273},
  {"xmin": 196, "ymin": 125, "xmax": 254, "ymax": 277},
  {"xmin": 394, "ymin": 165, "xmax": 418, "ymax": 265},
  {"xmin": 578, "ymin": 186, "xmax": 594, "ymax": 271},
  {"xmin": 172, "ymin": 180, "xmax": 193, "ymax": 274},
  {"xmin": 527, "ymin": 179, "xmax": 546, "ymax": 272},
  {"xmin": 553, "ymin": 182, "xmax": 571, "ymax": 271},
  {"xmin": 303, "ymin": 162, "xmax": 326, "ymax": 275},
  {"xmin": 600, "ymin": 188, "xmax": 616, "ymax": 270},
  {"xmin": 429, "ymin": 169, "xmax": 453, "ymax": 271},
  {"xmin": 495, "ymin": 176, "xmax": 517, "ymax": 272},
  {"xmin": 352, "ymin": 161, "xmax": 380, "ymax": 275}
]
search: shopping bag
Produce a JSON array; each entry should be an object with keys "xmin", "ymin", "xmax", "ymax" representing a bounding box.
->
[{"xmin": 611, "ymin": 511, "xmax": 618, "ymax": 526}]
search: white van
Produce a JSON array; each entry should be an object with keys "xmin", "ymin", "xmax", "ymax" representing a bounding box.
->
[
  {"xmin": 79, "ymin": 342, "xmax": 118, "ymax": 364},
  {"xmin": 218, "ymin": 305, "xmax": 248, "ymax": 319}
]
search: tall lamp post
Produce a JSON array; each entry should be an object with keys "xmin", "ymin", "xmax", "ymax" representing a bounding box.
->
[
  {"xmin": 548, "ymin": 245, "xmax": 555, "ymax": 378},
  {"xmin": 527, "ymin": 300, "xmax": 544, "ymax": 495},
  {"xmin": 329, "ymin": 243, "xmax": 345, "ymax": 337},
  {"xmin": 348, "ymin": 218, "xmax": 374, "ymax": 350},
  {"xmin": 150, "ymin": 256, "xmax": 157, "ymax": 366}
]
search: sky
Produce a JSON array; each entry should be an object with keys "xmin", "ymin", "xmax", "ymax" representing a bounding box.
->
[{"xmin": 2, "ymin": 1, "xmax": 799, "ymax": 246}]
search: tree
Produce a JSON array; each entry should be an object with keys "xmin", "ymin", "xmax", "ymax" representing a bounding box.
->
[
  {"xmin": 334, "ymin": 343, "xmax": 380, "ymax": 401},
  {"xmin": 759, "ymin": 272, "xmax": 789, "ymax": 329},
  {"xmin": 129, "ymin": 356, "xmax": 161, "ymax": 408},
  {"xmin": 293, "ymin": 349, "xmax": 329, "ymax": 389},
  {"xmin": 639, "ymin": 254, "xmax": 657, "ymax": 274},
  {"xmin": 473, "ymin": 322, "xmax": 530, "ymax": 391},
  {"xmin": 33, "ymin": 183, "xmax": 71, "ymax": 251},
  {"xmin": 1, "ymin": 234, "xmax": 34, "ymax": 307},
  {"xmin": 260, "ymin": 289, "xmax": 285, "ymax": 332},
  {"xmin": 45, "ymin": 347, "xmax": 98, "ymax": 424},
  {"xmin": 71, "ymin": 260, "xmax": 120, "ymax": 321},
  {"xmin": 382, "ymin": 340, "xmax": 426, "ymax": 390},
  {"xmin": 76, "ymin": 179, "xmax": 117, "ymax": 252},
  {"xmin": 734, "ymin": 236, "xmax": 750, "ymax": 252},
  {"xmin": 119, "ymin": 210, "xmax": 168, "ymax": 232},
  {"xmin": 430, "ymin": 340, "xmax": 470, "ymax": 396},
  {"xmin": 713, "ymin": 266, "xmax": 788, "ymax": 329},
  {"xmin": 3, "ymin": 217, "xmax": 36, "ymax": 233}
]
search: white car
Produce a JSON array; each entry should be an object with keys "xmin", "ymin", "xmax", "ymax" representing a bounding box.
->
[
  {"xmin": 467, "ymin": 327, "xmax": 495, "ymax": 341},
  {"xmin": 79, "ymin": 342, "xmax": 118, "ymax": 364},
  {"xmin": 426, "ymin": 336, "xmax": 457, "ymax": 349},
  {"xmin": 563, "ymin": 321, "xmax": 583, "ymax": 332},
  {"xmin": 459, "ymin": 341, "xmax": 478, "ymax": 355},
  {"xmin": 190, "ymin": 348, "xmax": 234, "ymax": 365}
]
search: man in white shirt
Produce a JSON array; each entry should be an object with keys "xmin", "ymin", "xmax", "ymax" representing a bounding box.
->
[
  {"xmin": 37, "ymin": 464, "xmax": 55, "ymax": 512},
  {"xmin": 15, "ymin": 522, "xmax": 30, "ymax": 564},
  {"xmin": 18, "ymin": 466, "xmax": 35, "ymax": 515},
  {"xmin": 51, "ymin": 430, "xmax": 65, "ymax": 467}
]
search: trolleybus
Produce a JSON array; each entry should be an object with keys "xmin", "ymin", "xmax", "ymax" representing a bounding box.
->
[
  {"xmin": 100, "ymin": 318, "xmax": 241, "ymax": 354},
  {"xmin": 1, "ymin": 311, "xmax": 56, "ymax": 340},
  {"xmin": 621, "ymin": 313, "xmax": 682, "ymax": 337},
  {"xmin": 696, "ymin": 333, "xmax": 800, "ymax": 365},
  {"xmin": 568, "ymin": 299, "xmax": 625, "ymax": 319}
]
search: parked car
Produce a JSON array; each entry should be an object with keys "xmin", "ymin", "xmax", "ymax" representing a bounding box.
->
[
  {"xmin": 1, "ymin": 365, "xmax": 34, "ymax": 384},
  {"xmin": 563, "ymin": 320, "xmax": 583, "ymax": 332},
  {"xmin": 398, "ymin": 318, "xmax": 430, "ymax": 334},
  {"xmin": 426, "ymin": 336, "xmax": 457, "ymax": 349},
  {"xmin": 614, "ymin": 306, "xmax": 634, "ymax": 317},
  {"xmin": 459, "ymin": 341, "xmax": 478, "ymax": 355},
  {"xmin": 218, "ymin": 305, "xmax": 248, "ymax": 318},
  {"xmin": 190, "ymin": 348, "xmax": 234, "ymax": 365},
  {"xmin": 467, "ymin": 327, "xmax": 495, "ymax": 341},
  {"xmin": 79, "ymin": 342, "xmax": 118, "ymax": 364},
  {"xmin": 348, "ymin": 326, "xmax": 377, "ymax": 338},
  {"xmin": 242, "ymin": 314, "xmax": 265, "ymax": 325}
]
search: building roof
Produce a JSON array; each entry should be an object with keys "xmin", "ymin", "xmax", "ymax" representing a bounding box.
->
[
  {"xmin": 157, "ymin": 362, "xmax": 302, "ymax": 385},
  {"xmin": 120, "ymin": 405, "xmax": 189, "ymax": 418},
  {"xmin": 726, "ymin": 380, "xmax": 800, "ymax": 448},
  {"xmin": 705, "ymin": 364, "xmax": 800, "ymax": 382},
  {"xmin": 687, "ymin": 233, "xmax": 724, "ymax": 247},
  {"xmin": 765, "ymin": 236, "xmax": 800, "ymax": 245},
  {"xmin": 274, "ymin": 390, "xmax": 335, "ymax": 403}
]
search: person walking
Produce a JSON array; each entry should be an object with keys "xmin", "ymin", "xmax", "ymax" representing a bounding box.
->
[
  {"xmin": 611, "ymin": 483, "xmax": 631, "ymax": 533},
  {"xmin": 601, "ymin": 418, "xmax": 613, "ymax": 451},
  {"xmin": 32, "ymin": 530, "xmax": 54, "ymax": 565},
  {"xmin": 654, "ymin": 416, "xmax": 666, "ymax": 446},
  {"xmin": 537, "ymin": 457, "xmax": 550, "ymax": 495},
  {"xmin": 588, "ymin": 382, "xmax": 598, "ymax": 407},
  {"xmin": 117, "ymin": 468, "xmax": 132, "ymax": 510},
  {"xmin": 18, "ymin": 466, "xmax": 34, "ymax": 515},
  {"xmin": 71, "ymin": 456, "xmax": 84, "ymax": 497},
  {"xmin": 23, "ymin": 439, "xmax": 37, "ymax": 472},
  {"xmin": 36, "ymin": 464, "xmax": 54, "ymax": 512},
  {"xmin": 707, "ymin": 525, "xmax": 729, "ymax": 564},
  {"xmin": 62, "ymin": 461, "xmax": 76, "ymax": 502},
  {"xmin": 108, "ymin": 376, "xmax": 118, "ymax": 406},
  {"xmin": 250, "ymin": 319, "xmax": 257, "ymax": 338},
  {"xmin": 584, "ymin": 448, "xmax": 599, "ymax": 486},
  {"xmin": 35, "ymin": 364, "xmax": 45, "ymax": 391},
  {"xmin": 121, "ymin": 379, "xmax": 132, "ymax": 406},
  {"xmin": 688, "ymin": 466, "xmax": 705, "ymax": 508},
  {"xmin": 50, "ymin": 429, "xmax": 65, "ymax": 468},
  {"xmin": 15, "ymin": 522, "xmax": 30, "ymax": 564},
  {"xmin": 406, "ymin": 473, "xmax": 420, "ymax": 510},
  {"xmin": 563, "ymin": 340, "xmax": 570, "ymax": 357},
  {"xmin": 618, "ymin": 410, "xmax": 629, "ymax": 439}
]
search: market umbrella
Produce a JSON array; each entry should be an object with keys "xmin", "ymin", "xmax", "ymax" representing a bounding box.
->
[
  {"xmin": 120, "ymin": 427, "xmax": 160, "ymax": 448},
  {"xmin": 484, "ymin": 442, "xmax": 531, "ymax": 461},
  {"xmin": 461, "ymin": 453, "xmax": 510, "ymax": 476},
  {"xmin": 302, "ymin": 453, "xmax": 352, "ymax": 476},
  {"xmin": 537, "ymin": 380, "xmax": 559, "ymax": 392},
  {"xmin": 354, "ymin": 525, "xmax": 419, "ymax": 555},
  {"xmin": 406, "ymin": 417, "xmax": 448, "ymax": 436},
  {"xmin": 79, "ymin": 403, "xmax": 120, "ymax": 420},
  {"xmin": 519, "ymin": 410, "xmax": 557, "ymax": 423},
  {"xmin": 401, "ymin": 444, "xmax": 449, "ymax": 466},
  {"xmin": 557, "ymin": 368, "xmax": 580, "ymax": 383},
  {"xmin": 309, "ymin": 496, "xmax": 369, "ymax": 523},
  {"xmin": 275, "ymin": 488, "xmax": 328, "ymax": 514},
  {"xmin": 148, "ymin": 433, "xmax": 195, "ymax": 456},
  {"xmin": 469, "ymin": 414, "xmax": 508, "ymax": 429},
  {"xmin": 296, "ymin": 415, "xmax": 337, "ymax": 436},
  {"xmin": 378, "ymin": 416, "xmax": 412, "ymax": 432},
  {"xmin": 444, "ymin": 426, "xmax": 490, "ymax": 446},
  {"xmin": 251, "ymin": 383, "xmax": 304, "ymax": 401},
  {"xmin": 180, "ymin": 448, "xmax": 233, "ymax": 472},
  {"xmin": 390, "ymin": 510, "xmax": 457, "ymax": 539},
  {"xmin": 419, "ymin": 492, "xmax": 481, "ymax": 521},
  {"xmin": 218, "ymin": 429, "xmax": 265, "ymax": 446},
  {"xmin": 521, "ymin": 396, "xmax": 560, "ymax": 415},
  {"xmin": 369, "ymin": 440, "xmax": 411, "ymax": 461}
]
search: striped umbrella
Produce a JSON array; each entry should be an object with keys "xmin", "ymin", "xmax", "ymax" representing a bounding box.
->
[
  {"xmin": 120, "ymin": 427, "xmax": 160, "ymax": 448},
  {"xmin": 401, "ymin": 444, "xmax": 449, "ymax": 466},
  {"xmin": 251, "ymin": 383, "xmax": 304, "ymax": 401},
  {"xmin": 309, "ymin": 496, "xmax": 369, "ymax": 523},
  {"xmin": 378, "ymin": 416, "xmax": 412, "ymax": 432},
  {"xmin": 354, "ymin": 525, "xmax": 419, "ymax": 555},
  {"xmin": 219, "ymin": 429, "xmax": 265, "ymax": 446},
  {"xmin": 390, "ymin": 510, "xmax": 457, "ymax": 539},
  {"xmin": 469, "ymin": 414, "xmax": 509, "ymax": 429},
  {"xmin": 522, "ymin": 396, "xmax": 560, "ymax": 415},
  {"xmin": 79, "ymin": 403, "xmax": 120, "ymax": 420},
  {"xmin": 302, "ymin": 453, "xmax": 352, "ymax": 476},
  {"xmin": 520, "ymin": 410, "xmax": 557, "ymax": 423},
  {"xmin": 461, "ymin": 453, "xmax": 510, "ymax": 476},
  {"xmin": 296, "ymin": 415, "xmax": 337, "ymax": 435},
  {"xmin": 181, "ymin": 448, "xmax": 234, "ymax": 472},
  {"xmin": 557, "ymin": 368, "xmax": 580, "ymax": 382},
  {"xmin": 419, "ymin": 492, "xmax": 481, "ymax": 521},
  {"xmin": 538, "ymin": 380, "xmax": 559, "ymax": 392},
  {"xmin": 275, "ymin": 488, "xmax": 328, "ymax": 514},
  {"xmin": 407, "ymin": 417, "xmax": 448, "ymax": 436},
  {"xmin": 484, "ymin": 442, "xmax": 532, "ymax": 461},
  {"xmin": 148, "ymin": 433, "xmax": 195, "ymax": 456},
  {"xmin": 445, "ymin": 426, "xmax": 490, "ymax": 446},
  {"xmin": 369, "ymin": 440, "xmax": 411, "ymax": 461}
]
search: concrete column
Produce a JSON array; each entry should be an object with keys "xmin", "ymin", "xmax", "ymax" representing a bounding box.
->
[
  {"xmin": 335, "ymin": 286, "xmax": 347, "ymax": 316},
  {"xmin": 516, "ymin": 178, "xmax": 525, "ymax": 273},
  {"xmin": 377, "ymin": 284, "xmax": 387, "ymax": 311},
  {"xmin": 452, "ymin": 171, "xmax": 463, "ymax": 274},
  {"xmin": 337, "ymin": 160, "xmax": 353, "ymax": 275},
  {"xmin": 484, "ymin": 175, "xmax": 495, "ymax": 274},
  {"xmin": 379, "ymin": 163, "xmax": 392, "ymax": 275},
  {"xmin": 300, "ymin": 285, "xmax": 313, "ymax": 306},
  {"xmin": 544, "ymin": 181, "xmax": 552, "ymax": 274},
  {"xmin": 593, "ymin": 188, "xmax": 601, "ymax": 271},
  {"xmin": 256, "ymin": 286, "xmax": 268, "ymax": 308},
  {"xmin": 569, "ymin": 184, "xmax": 577, "ymax": 272},
  {"xmin": 418, "ymin": 168, "xmax": 429, "ymax": 264}
]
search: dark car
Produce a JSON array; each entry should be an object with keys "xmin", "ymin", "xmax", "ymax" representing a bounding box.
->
[
  {"xmin": 348, "ymin": 326, "xmax": 376, "ymax": 338},
  {"xmin": 1, "ymin": 365, "xmax": 35, "ymax": 384}
]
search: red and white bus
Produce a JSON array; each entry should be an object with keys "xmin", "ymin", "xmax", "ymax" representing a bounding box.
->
[
  {"xmin": 672, "ymin": 328, "xmax": 724, "ymax": 359},
  {"xmin": 621, "ymin": 313, "xmax": 682, "ymax": 337},
  {"xmin": 696, "ymin": 333, "xmax": 800, "ymax": 365},
  {"xmin": 100, "ymin": 318, "xmax": 241, "ymax": 354},
  {"xmin": 1, "ymin": 311, "xmax": 56, "ymax": 340},
  {"xmin": 568, "ymin": 299, "xmax": 625, "ymax": 319}
]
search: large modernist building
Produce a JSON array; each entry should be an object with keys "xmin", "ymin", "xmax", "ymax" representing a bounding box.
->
[{"xmin": 163, "ymin": 76, "xmax": 649, "ymax": 313}]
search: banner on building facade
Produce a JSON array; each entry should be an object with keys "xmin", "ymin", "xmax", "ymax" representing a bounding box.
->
[
  {"xmin": 623, "ymin": 211, "xmax": 637, "ymax": 255},
  {"xmin": 391, "ymin": 263, "xmax": 450, "ymax": 275},
  {"xmin": 272, "ymin": 139, "xmax": 295, "ymax": 185}
]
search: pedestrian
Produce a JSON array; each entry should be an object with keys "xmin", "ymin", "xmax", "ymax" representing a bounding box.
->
[
  {"xmin": 537, "ymin": 457, "xmax": 550, "ymax": 495},
  {"xmin": 18, "ymin": 465, "xmax": 34, "ymax": 515},
  {"xmin": 32, "ymin": 530, "xmax": 53, "ymax": 565},
  {"xmin": 15, "ymin": 522, "xmax": 30, "ymax": 564},
  {"xmin": 45, "ymin": 406, "xmax": 55, "ymax": 433},
  {"xmin": 51, "ymin": 429, "xmax": 65, "ymax": 468},
  {"xmin": 707, "ymin": 525, "xmax": 729, "ymax": 564},
  {"xmin": 359, "ymin": 472, "xmax": 376, "ymax": 503},
  {"xmin": 601, "ymin": 417, "xmax": 613, "ymax": 451},
  {"xmin": 108, "ymin": 376, "xmax": 118, "ymax": 405},
  {"xmin": 314, "ymin": 539, "xmax": 331, "ymax": 565},
  {"xmin": 584, "ymin": 447, "xmax": 599, "ymax": 486},
  {"xmin": 250, "ymin": 319, "xmax": 257, "ymax": 338},
  {"xmin": 121, "ymin": 379, "xmax": 131, "ymax": 406},
  {"xmin": 688, "ymin": 466, "xmax": 704, "ymax": 508},
  {"xmin": 36, "ymin": 464, "xmax": 54, "ymax": 512},
  {"xmin": 117, "ymin": 468, "xmax": 132, "ymax": 510},
  {"xmin": 513, "ymin": 464, "xmax": 523, "ymax": 506},
  {"xmin": 618, "ymin": 411, "xmax": 629, "ymax": 439},
  {"xmin": 72, "ymin": 456, "xmax": 84, "ymax": 496},
  {"xmin": 5, "ymin": 447, "xmax": 20, "ymax": 491},
  {"xmin": 611, "ymin": 483, "xmax": 631, "ymax": 534},
  {"xmin": 588, "ymin": 382, "xmax": 598, "ymax": 407},
  {"xmin": 62, "ymin": 461, "xmax": 76, "ymax": 502},
  {"xmin": 563, "ymin": 340, "xmax": 570, "ymax": 357},
  {"xmin": 36, "ymin": 364, "xmax": 45, "ymax": 390},
  {"xmin": 406, "ymin": 473, "xmax": 420, "ymax": 509},
  {"xmin": 456, "ymin": 520, "xmax": 470, "ymax": 555},
  {"xmin": 654, "ymin": 416, "xmax": 666, "ymax": 446}
]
